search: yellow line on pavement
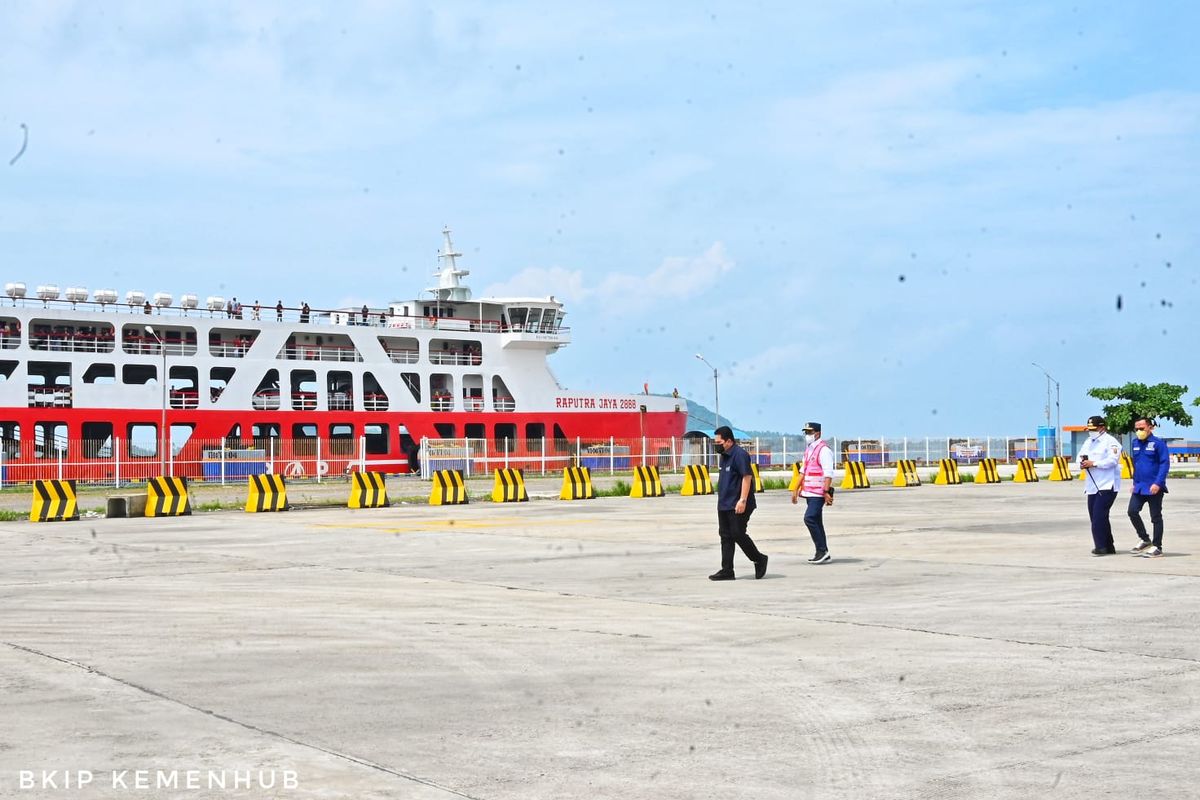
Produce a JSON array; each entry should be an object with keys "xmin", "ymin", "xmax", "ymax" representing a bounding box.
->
[{"xmin": 310, "ymin": 517, "xmax": 599, "ymax": 533}]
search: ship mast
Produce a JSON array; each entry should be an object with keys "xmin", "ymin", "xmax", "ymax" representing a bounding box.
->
[{"xmin": 428, "ymin": 227, "xmax": 472, "ymax": 302}]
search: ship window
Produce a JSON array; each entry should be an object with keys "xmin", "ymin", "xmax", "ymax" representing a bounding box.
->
[
  {"xmin": 169, "ymin": 366, "xmax": 199, "ymax": 409},
  {"xmin": 494, "ymin": 423, "xmax": 516, "ymax": 449},
  {"xmin": 328, "ymin": 371, "xmax": 352, "ymax": 410},
  {"xmin": 252, "ymin": 423, "xmax": 280, "ymax": 438},
  {"xmin": 209, "ymin": 367, "xmax": 235, "ymax": 403},
  {"xmin": 123, "ymin": 364, "xmax": 157, "ymax": 385},
  {"xmin": 526, "ymin": 423, "xmax": 545, "ymax": 442},
  {"xmin": 290, "ymin": 370, "xmax": 317, "ymax": 411},
  {"xmin": 401, "ymin": 372, "xmax": 421, "ymax": 402},
  {"xmin": 553, "ymin": 424, "xmax": 569, "ymax": 450},
  {"xmin": 170, "ymin": 424, "xmax": 195, "ymax": 455},
  {"xmin": 292, "ymin": 422, "xmax": 317, "ymax": 456},
  {"xmin": 224, "ymin": 424, "xmax": 241, "ymax": 447},
  {"xmin": 434, "ymin": 423, "xmax": 455, "ymax": 438},
  {"xmin": 465, "ymin": 423, "xmax": 485, "ymax": 440},
  {"xmin": 508, "ymin": 308, "xmax": 527, "ymax": 329},
  {"xmin": 126, "ymin": 423, "xmax": 158, "ymax": 458},
  {"xmin": 431, "ymin": 373, "xmax": 453, "ymax": 411},
  {"xmin": 252, "ymin": 369, "xmax": 280, "ymax": 410},
  {"xmin": 1, "ymin": 422, "xmax": 20, "ymax": 458},
  {"xmin": 363, "ymin": 371, "xmax": 388, "ymax": 411},
  {"xmin": 329, "ymin": 423, "xmax": 354, "ymax": 456},
  {"xmin": 0, "ymin": 360, "xmax": 16, "ymax": 379},
  {"xmin": 35, "ymin": 421, "xmax": 68, "ymax": 460},
  {"xmin": 364, "ymin": 424, "xmax": 388, "ymax": 455},
  {"xmin": 525, "ymin": 308, "xmax": 543, "ymax": 330},
  {"xmin": 83, "ymin": 363, "xmax": 116, "ymax": 384},
  {"xmin": 0, "ymin": 317, "xmax": 19, "ymax": 349},
  {"xmin": 82, "ymin": 422, "xmax": 114, "ymax": 459}
]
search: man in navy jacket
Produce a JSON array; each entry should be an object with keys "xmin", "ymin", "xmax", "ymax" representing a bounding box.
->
[{"xmin": 1128, "ymin": 417, "xmax": 1170, "ymax": 558}]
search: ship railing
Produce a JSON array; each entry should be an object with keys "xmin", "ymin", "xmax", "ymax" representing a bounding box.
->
[
  {"xmin": 291, "ymin": 392, "xmax": 317, "ymax": 411},
  {"xmin": 328, "ymin": 392, "xmax": 353, "ymax": 411},
  {"xmin": 30, "ymin": 334, "xmax": 117, "ymax": 353},
  {"xmin": 383, "ymin": 348, "xmax": 419, "ymax": 364},
  {"xmin": 430, "ymin": 396, "xmax": 453, "ymax": 411},
  {"xmin": 122, "ymin": 340, "xmax": 196, "ymax": 356},
  {"xmin": 278, "ymin": 345, "xmax": 363, "ymax": 362},
  {"xmin": 493, "ymin": 398, "xmax": 516, "ymax": 412},
  {"xmin": 0, "ymin": 333, "xmax": 19, "ymax": 349},
  {"xmin": 209, "ymin": 341, "xmax": 254, "ymax": 358},
  {"xmin": 429, "ymin": 352, "xmax": 482, "ymax": 366},
  {"xmin": 251, "ymin": 391, "xmax": 281, "ymax": 410},
  {"xmin": 27, "ymin": 386, "xmax": 73, "ymax": 408},
  {"xmin": 363, "ymin": 393, "xmax": 388, "ymax": 411},
  {"xmin": 168, "ymin": 389, "xmax": 200, "ymax": 410}
]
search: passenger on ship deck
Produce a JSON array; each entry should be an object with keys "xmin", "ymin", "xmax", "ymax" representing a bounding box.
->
[
  {"xmin": 252, "ymin": 300, "xmax": 261, "ymax": 321},
  {"xmin": 708, "ymin": 426, "xmax": 768, "ymax": 581},
  {"xmin": 275, "ymin": 300, "xmax": 284, "ymax": 322}
]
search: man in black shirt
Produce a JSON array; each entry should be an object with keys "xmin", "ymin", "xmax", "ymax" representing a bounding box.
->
[{"xmin": 709, "ymin": 426, "xmax": 768, "ymax": 581}]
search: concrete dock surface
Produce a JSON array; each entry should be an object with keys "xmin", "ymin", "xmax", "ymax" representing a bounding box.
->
[{"xmin": 2, "ymin": 480, "xmax": 1198, "ymax": 799}]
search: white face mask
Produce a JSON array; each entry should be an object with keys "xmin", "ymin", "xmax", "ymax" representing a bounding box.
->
[
  {"xmin": 805, "ymin": 434, "xmax": 816, "ymax": 444},
  {"xmin": 1088, "ymin": 430, "xmax": 1101, "ymax": 440}
]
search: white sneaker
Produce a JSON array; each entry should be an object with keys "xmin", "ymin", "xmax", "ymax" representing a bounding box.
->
[
  {"xmin": 1130, "ymin": 541, "xmax": 1153, "ymax": 554},
  {"xmin": 807, "ymin": 551, "xmax": 831, "ymax": 564},
  {"xmin": 1140, "ymin": 546, "xmax": 1163, "ymax": 559}
]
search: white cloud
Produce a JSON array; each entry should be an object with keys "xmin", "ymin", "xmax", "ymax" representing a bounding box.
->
[{"xmin": 480, "ymin": 242, "xmax": 734, "ymax": 314}]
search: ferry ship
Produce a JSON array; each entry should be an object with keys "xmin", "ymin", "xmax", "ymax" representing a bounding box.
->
[{"xmin": 0, "ymin": 230, "xmax": 687, "ymax": 482}]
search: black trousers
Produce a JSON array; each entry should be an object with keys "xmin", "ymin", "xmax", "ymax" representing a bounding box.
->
[
  {"xmin": 1087, "ymin": 490, "xmax": 1118, "ymax": 550},
  {"xmin": 717, "ymin": 508, "xmax": 762, "ymax": 572},
  {"xmin": 804, "ymin": 497, "xmax": 828, "ymax": 553},
  {"xmin": 1128, "ymin": 492, "xmax": 1165, "ymax": 548}
]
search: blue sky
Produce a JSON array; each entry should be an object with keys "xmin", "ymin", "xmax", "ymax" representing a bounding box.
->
[{"xmin": 3, "ymin": 2, "xmax": 1197, "ymax": 438}]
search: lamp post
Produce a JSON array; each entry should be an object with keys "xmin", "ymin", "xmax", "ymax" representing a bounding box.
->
[
  {"xmin": 694, "ymin": 353, "xmax": 719, "ymax": 429},
  {"xmin": 146, "ymin": 325, "xmax": 167, "ymax": 475},
  {"xmin": 1031, "ymin": 362, "xmax": 1061, "ymax": 458}
]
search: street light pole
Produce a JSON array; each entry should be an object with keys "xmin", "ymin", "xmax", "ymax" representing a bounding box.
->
[
  {"xmin": 694, "ymin": 353, "xmax": 719, "ymax": 429},
  {"xmin": 146, "ymin": 326, "xmax": 167, "ymax": 475},
  {"xmin": 1031, "ymin": 362, "xmax": 1061, "ymax": 458}
]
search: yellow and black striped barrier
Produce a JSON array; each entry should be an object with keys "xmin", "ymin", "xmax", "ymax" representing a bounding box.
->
[
  {"xmin": 560, "ymin": 466, "xmax": 596, "ymax": 500},
  {"xmin": 974, "ymin": 458, "xmax": 1001, "ymax": 484},
  {"xmin": 934, "ymin": 459, "xmax": 962, "ymax": 485},
  {"xmin": 1121, "ymin": 453, "xmax": 1134, "ymax": 479},
  {"xmin": 430, "ymin": 469, "xmax": 469, "ymax": 505},
  {"xmin": 1013, "ymin": 458, "xmax": 1039, "ymax": 482},
  {"xmin": 788, "ymin": 462, "xmax": 802, "ymax": 492},
  {"xmin": 892, "ymin": 459, "xmax": 921, "ymax": 487},
  {"xmin": 750, "ymin": 463, "xmax": 764, "ymax": 492},
  {"xmin": 147, "ymin": 476, "xmax": 192, "ymax": 516},
  {"xmin": 630, "ymin": 465, "xmax": 664, "ymax": 498},
  {"xmin": 1048, "ymin": 456, "xmax": 1073, "ymax": 481},
  {"xmin": 680, "ymin": 464, "xmax": 713, "ymax": 496},
  {"xmin": 31, "ymin": 479, "xmax": 79, "ymax": 522},
  {"xmin": 246, "ymin": 474, "xmax": 288, "ymax": 512},
  {"xmin": 840, "ymin": 461, "xmax": 870, "ymax": 489},
  {"xmin": 349, "ymin": 471, "xmax": 388, "ymax": 508},
  {"xmin": 491, "ymin": 468, "xmax": 528, "ymax": 503}
]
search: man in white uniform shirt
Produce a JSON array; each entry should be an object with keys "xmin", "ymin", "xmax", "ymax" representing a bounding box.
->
[
  {"xmin": 1078, "ymin": 414, "xmax": 1122, "ymax": 556},
  {"xmin": 790, "ymin": 421, "xmax": 836, "ymax": 564}
]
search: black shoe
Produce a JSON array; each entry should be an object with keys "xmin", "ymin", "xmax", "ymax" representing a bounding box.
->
[
  {"xmin": 807, "ymin": 551, "xmax": 831, "ymax": 564},
  {"xmin": 709, "ymin": 570, "xmax": 735, "ymax": 581},
  {"xmin": 754, "ymin": 555, "xmax": 768, "ymax": 579},
  {"xmin": 1106, "ymin": 546, "xmax": 1117, "ymax": 554},
  {"xmin": 1091, "ymin": 548, "xmax": 1114, "ymax": 556}
]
